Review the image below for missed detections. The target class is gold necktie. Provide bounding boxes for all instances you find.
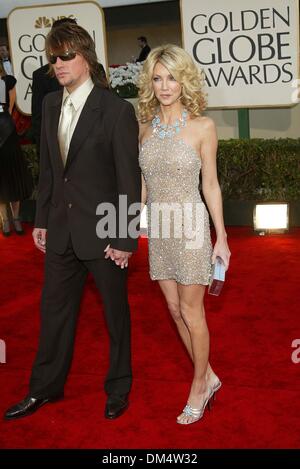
[58,95,74,165]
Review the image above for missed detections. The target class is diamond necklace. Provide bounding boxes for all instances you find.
[152,109,188,139]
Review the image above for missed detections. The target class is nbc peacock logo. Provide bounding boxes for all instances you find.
[35,16,52,28]
[34,15,77,29]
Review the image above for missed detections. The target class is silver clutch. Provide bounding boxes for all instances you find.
[208,257,226,296]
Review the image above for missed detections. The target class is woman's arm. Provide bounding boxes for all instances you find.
[200,117,231,269]
[138,122,149,207]
[141,174,147,206]
[8,86,16,114]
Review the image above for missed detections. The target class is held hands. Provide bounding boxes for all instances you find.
[32,228,47,253]
[212,236,231,271]
[104,244,132,269]
[32,232,132,266]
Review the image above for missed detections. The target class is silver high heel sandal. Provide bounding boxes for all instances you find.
[177,388,214,425]
[208,377,222,401]
[177,378,222,425]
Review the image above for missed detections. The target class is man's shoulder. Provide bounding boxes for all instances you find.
[32,64,50,79]
[43,89,63,107]
[96,86,134,113]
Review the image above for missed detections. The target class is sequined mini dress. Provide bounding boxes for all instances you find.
[139,132,212,285]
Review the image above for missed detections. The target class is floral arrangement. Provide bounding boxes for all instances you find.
[108,61,143,98]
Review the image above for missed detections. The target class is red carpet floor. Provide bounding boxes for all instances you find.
[0,225,300,449]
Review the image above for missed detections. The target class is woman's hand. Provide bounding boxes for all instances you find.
[32,228,47,253]
[104,244,132,268]
[212,236,231,271]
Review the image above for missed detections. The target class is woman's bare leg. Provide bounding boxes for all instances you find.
[0,203,8,222]
[10,201,20,218]
[176,283,210,424]
[158,279,193,359]
[158,280,219,423]
[0,203,10,235]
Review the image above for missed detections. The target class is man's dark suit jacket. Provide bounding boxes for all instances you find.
[136,45,151,62]
[35,84,141,258]
[31,64,61,146]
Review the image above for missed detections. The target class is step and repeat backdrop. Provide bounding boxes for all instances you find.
[7,1,107,115]
[181,0,299,108]
[5,0,300,113]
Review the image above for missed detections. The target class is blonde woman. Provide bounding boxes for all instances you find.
[0,62,32,236]
[138,45,231,425]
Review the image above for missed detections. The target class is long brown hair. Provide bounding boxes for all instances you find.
[45,22,108,88]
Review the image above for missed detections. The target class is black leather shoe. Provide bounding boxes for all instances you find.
[4,394,63,421]
[104,394,129,420]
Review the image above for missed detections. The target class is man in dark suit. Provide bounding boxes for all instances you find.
[136,36,151,62]
[31,63,60,149]
[0,42,13,75]
[4,23,141,421]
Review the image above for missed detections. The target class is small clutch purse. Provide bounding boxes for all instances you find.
[208,257,226,296]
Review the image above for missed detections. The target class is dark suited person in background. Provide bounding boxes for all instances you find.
[5,22,141,421]
[31,18,108,150]
[136,36,151,62]
[0,41,13,75]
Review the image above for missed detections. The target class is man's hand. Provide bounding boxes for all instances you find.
[32,228,47,253]
[104,245,132,268]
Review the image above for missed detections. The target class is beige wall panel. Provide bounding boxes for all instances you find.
[106,24,181,65]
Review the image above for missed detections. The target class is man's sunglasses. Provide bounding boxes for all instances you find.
[49,50,77,64]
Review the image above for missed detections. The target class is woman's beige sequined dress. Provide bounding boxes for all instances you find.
[139,134,212,285]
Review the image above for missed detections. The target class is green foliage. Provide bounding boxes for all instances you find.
[113,83,138,98]
[22,144,39,199]
[217,139,300,201]
[22,139,300,201]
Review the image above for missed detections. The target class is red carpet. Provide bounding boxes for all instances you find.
[0,226,300,449]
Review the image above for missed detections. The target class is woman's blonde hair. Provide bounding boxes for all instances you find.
[137,44,207,123]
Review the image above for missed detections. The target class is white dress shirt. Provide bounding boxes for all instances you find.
[58,77,94,156]
[2,59,13,76]
[0,79,6,105]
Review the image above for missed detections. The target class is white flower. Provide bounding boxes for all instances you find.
[109,62,143,89]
